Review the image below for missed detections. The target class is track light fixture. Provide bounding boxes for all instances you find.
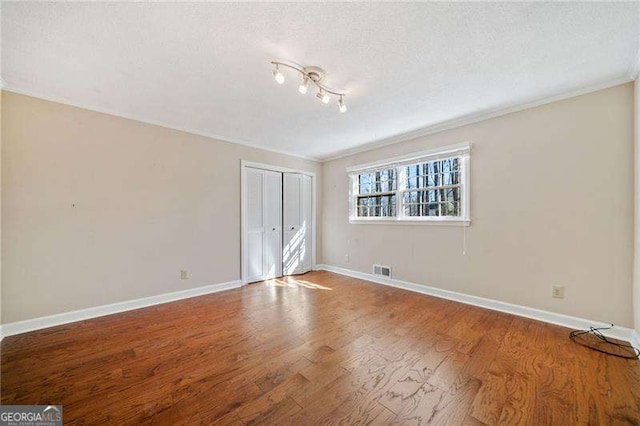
[317,89,330,104]
[271,60,347,112]
[298,75,309,94]
[339,96,347,113]
[272,64,285,84]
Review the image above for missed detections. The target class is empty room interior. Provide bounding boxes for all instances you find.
[2,1,640,424]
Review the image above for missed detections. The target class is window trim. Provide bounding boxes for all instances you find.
[347,142,471,226]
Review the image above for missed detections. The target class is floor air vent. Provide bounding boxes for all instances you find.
[373,264,392,278]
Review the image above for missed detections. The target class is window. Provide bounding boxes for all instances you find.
[355,168,397,217]
[403,157,461,217]
[348,143,470,224]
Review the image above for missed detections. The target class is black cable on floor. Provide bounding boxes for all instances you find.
[569,325,640,360]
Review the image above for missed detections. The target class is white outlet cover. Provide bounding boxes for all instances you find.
[552,286,565,299]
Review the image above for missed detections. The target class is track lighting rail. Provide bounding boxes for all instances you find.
[271,60,347,112]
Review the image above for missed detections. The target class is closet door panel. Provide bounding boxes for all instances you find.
[264,170,282,279]
[283,173,312,276]
[300,174,313,272]
[283,174,302,275]
[245,168,265,282]
[247,233,264,280]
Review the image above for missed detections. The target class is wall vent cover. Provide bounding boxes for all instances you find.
[373,264,392,278]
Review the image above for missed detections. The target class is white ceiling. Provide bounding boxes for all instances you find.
[3,2,639,160]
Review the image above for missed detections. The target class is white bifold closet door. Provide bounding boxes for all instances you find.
[244,168,282,283]
[283,173,312,276]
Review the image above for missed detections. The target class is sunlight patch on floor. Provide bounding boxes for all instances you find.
[267,277,332,290]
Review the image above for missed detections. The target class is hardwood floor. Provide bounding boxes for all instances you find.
[2,271,640,425]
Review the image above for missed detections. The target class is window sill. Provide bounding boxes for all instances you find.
[349,217,470,227]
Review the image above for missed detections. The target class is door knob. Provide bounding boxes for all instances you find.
[272,227,276,231]
[290,226,295,230]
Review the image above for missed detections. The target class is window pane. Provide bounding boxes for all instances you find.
[359,173,372,194]
[407,176,417,189]
[442,188,460,202]
[404,157,460,190]
[402,188,461,217]
[356,194,397,217]
[400,155,462,218]
[357,168,396,195]
[442,201,460,216]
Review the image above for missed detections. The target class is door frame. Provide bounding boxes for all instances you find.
[240,160,317,285]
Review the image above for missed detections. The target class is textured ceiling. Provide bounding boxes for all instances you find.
[2,2,639,160]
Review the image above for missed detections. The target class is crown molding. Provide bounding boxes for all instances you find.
[320,75,633,162]
[3,75,633,164]
[630,48,640,80]
[1,85,322,163]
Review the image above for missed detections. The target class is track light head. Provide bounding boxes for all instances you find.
[272,65,285,84]
[298,76,309,94]
[317,90,330,104]
[339,96,347,113]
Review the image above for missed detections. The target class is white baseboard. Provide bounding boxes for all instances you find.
[316,264,637,344]
[1,280,242,339]
[631,331,640,349]
[3,269,637,348]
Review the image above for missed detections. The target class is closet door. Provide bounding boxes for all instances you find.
[263,170,283,279]
[283,173,312,275]
[300,174,313,272]
[244,168,282,283]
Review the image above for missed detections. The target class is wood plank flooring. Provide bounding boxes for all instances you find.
[2,271,640,424]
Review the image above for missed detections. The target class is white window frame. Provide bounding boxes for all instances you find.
[347,142,471,226]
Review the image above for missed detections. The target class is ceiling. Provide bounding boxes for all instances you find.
[2,2,639,160]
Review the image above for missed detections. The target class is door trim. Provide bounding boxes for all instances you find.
[241,160,317,285]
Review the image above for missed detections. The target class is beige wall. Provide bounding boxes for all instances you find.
[322,83,635,327]
[635,79,640,336]
[0,89,3,326]
[1,92,322,323]
[2,84,635,328]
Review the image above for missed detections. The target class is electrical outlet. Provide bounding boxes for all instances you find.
[552,285,565,299]
[345,254,350,263]
[180,270,189,280]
